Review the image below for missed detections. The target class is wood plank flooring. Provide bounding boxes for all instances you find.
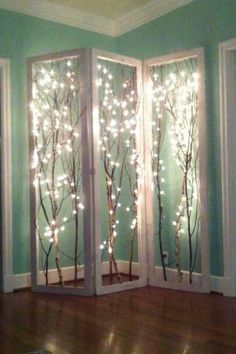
[0,287,236,354]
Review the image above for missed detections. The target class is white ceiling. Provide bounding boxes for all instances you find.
[0,0,193,36]
[47,0,151,20]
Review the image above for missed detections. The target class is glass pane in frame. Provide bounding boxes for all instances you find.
[94,53,146,293]
[30,54,87,290]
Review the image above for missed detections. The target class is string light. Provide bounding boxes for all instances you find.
[32,53,85,288]
[150,59,200,282]
[33,55,202,284]
[97,59,143,266]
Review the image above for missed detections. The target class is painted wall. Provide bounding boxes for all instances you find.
[1,0,236,277]
[117,0,236,276]
[0,9,116,274]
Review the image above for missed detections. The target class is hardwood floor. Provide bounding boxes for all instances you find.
[0,287,236,354]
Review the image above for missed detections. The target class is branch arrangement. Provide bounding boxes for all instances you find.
[150,59,200,283]
[98,61,142,284]
[30,54,200,289]
[31,57,84,286]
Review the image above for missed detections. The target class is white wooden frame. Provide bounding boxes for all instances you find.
[0,59,13,293]
[143,48,210,292]
[220,37,236,296]
[92,50,148,295]
[28,49,94,295]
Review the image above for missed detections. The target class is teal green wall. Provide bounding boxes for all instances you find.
[1,0,236,276]
[0,9,116,274]
[117,0,236,276]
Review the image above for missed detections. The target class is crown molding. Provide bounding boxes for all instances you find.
[116,0,193,36]
[0,0,116,36]
[0,0,193,37]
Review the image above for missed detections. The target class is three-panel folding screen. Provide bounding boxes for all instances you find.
[28,48,209,295]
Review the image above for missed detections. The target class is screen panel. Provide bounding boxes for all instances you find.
[29,53,89,293]
[93,52,147,294]
[144,50,208,291]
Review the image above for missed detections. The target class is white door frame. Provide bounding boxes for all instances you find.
[220,37,236,296]
[0,58,13,293]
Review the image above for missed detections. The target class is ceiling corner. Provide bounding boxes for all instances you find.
[0,0,194,37]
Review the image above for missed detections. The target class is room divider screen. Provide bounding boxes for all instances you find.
[28,48,208,295]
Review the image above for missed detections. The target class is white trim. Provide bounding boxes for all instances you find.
[152,267,203,292]
[153,268,226,294]
[11,268,227,295]
[0,0,115,37]
[0,58,13,293]
[0,0,193,37]
[12,261,139,290]
[12,267,82,289]
[117,0,193,36]
[143,48,210,293]
[12,273,31,289]
[210,275,228,295]
[79,48,96,295]
[219,37,236,296]
[143,57,155,284]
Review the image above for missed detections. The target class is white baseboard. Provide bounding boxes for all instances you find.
[149,266,203,292]
[210,275,231,295]
[11,260,139,290]
[154,266,202,284]
[118,260,139,277]
[10,262,229,296]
